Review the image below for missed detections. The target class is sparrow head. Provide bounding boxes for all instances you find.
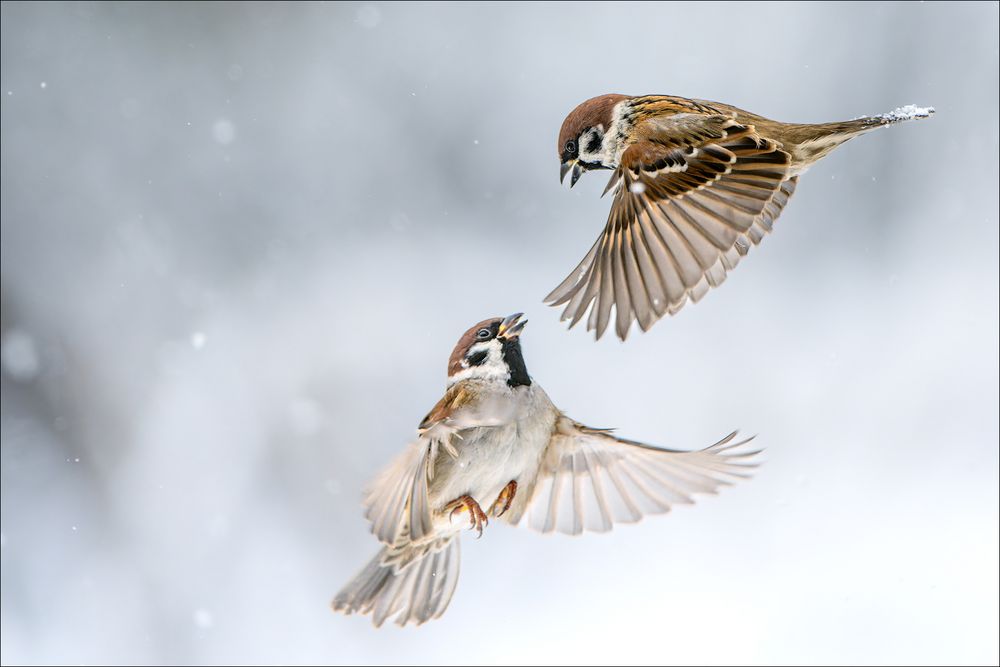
[558,93,628,187]
[447,313,530,388]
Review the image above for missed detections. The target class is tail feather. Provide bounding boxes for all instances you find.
[788,104,935,167]
[331,538,460,627]
[844,104,936,131]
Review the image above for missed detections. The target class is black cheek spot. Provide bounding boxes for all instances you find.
[586,134,602,153]
[466,350,488,366]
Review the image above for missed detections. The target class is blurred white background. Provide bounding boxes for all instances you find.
[1,2,998,665]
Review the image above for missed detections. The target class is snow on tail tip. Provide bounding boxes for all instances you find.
[876,104,935,123]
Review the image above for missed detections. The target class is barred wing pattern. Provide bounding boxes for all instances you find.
[546,113,799,340]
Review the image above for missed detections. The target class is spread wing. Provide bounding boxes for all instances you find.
[362,440,431,546]
[363,382,514,547]
[505,416,760,535]
[546,111,798,340]
[362,385,471,547]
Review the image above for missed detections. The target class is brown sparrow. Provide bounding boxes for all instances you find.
[549,94,935,340]
[331,313,759,626]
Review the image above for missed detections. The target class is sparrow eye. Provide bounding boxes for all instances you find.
[476,328,491,340]
[565,140,576,154]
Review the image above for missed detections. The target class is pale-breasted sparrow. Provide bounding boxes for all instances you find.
[550,94,935,340]
[332,313,759,626]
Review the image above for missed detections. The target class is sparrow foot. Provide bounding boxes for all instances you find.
[489,480,518,518]
[445,494,489,538]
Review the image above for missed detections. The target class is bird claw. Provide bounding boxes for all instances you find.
[445,494,488,538]
[489,480,518,518]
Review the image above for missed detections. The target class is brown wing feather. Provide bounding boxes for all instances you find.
[418,383,474,431]
[546,114,799,340]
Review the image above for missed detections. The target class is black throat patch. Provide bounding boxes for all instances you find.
[501,339,531,388]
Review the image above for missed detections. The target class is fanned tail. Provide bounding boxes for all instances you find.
[331,538,460,627]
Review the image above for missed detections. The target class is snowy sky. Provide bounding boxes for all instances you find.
[1,2,998,665]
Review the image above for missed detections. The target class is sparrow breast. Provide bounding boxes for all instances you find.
[426,382,558,528]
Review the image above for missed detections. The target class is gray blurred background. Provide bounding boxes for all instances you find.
[1,2,998,665]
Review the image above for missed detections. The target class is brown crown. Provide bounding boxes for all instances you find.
[447,317,502,377]
[557,94,629,157]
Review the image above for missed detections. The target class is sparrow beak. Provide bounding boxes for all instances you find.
[560,160,584,188]
[560,161,573,184]
[498,312,527,340]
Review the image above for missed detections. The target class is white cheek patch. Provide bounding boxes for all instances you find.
[450,339,509,385]
[603,101,631,168]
